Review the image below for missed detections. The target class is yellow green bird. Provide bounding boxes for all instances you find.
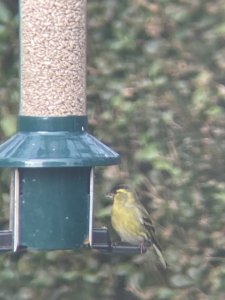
[108,184,167,269]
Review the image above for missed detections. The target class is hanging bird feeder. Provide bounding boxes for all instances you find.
[0,0,146,254]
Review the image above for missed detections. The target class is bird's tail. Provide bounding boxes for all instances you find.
[152,243,167,269]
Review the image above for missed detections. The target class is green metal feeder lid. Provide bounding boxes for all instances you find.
[0,116,120,168]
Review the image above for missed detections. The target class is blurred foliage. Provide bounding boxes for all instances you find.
[0,0,225,299]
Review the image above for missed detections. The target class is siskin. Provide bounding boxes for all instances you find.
[108,184,167,269]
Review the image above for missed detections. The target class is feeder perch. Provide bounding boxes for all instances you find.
[92,228,148,254]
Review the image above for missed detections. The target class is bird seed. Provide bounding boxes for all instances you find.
[20,0,87,116]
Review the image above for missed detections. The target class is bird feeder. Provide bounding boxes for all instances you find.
[0,0,146,254]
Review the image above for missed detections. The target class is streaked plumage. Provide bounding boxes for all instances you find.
[109,184,167,269]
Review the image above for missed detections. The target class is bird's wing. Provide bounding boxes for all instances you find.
[136,202,155,231]
[129,196,167,268]
[131,193,167,268]
[134,202,163,250]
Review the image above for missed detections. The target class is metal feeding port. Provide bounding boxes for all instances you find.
[92,228,149,254]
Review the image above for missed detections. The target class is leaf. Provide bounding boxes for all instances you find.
[0,115,16,137]
[170,274,193,288]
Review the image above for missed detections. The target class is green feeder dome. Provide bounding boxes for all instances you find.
[0,116,120,167]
